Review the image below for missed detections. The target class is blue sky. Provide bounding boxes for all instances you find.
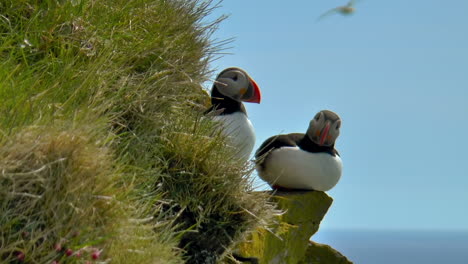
[205,0,468,231]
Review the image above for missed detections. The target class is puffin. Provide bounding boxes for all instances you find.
[255,110,342,191]
[206,67,261,159]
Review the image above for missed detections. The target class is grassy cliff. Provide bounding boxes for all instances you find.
[0,1,274,263]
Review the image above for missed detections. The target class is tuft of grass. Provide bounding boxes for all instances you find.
[154,109,275,263]
[0,126,113,262]
[0,125,183,263]
[0,0,275,263]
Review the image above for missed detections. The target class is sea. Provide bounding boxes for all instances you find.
[312,229,468,264]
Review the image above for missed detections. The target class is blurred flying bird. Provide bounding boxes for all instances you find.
[317,0,359,21]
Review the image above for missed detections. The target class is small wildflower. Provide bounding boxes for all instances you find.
[23,39,32,47]
[65,248,73,256]
[16,252,25,262]
[54,243,62,252]
[91,249,101,260]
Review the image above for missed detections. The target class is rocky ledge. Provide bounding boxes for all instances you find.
[233,191,353,264]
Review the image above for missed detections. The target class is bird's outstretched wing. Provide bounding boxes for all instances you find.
[316,0,360,22]
[316,7,342,22]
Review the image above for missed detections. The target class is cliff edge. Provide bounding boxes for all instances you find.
[233,191,353,264]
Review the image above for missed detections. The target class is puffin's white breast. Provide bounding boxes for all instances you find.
[212,112,256,160]
[258,147,342,191]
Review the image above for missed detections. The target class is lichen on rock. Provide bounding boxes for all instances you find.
[232,191,353,264]
[300,241,353,264]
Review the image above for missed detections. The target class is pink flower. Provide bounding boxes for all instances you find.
[16,252,25,262]
[65,248,73,256]
[91,250,101,260]
[54,243,62,252]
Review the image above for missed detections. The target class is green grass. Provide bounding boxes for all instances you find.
[0,0,274,263]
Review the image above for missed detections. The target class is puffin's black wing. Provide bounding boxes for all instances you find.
[255,133,304,168]
[255,133,340,169]
[207,86,247,116]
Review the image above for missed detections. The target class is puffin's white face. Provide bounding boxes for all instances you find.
[307,110,341,147]
[214,67,261,103]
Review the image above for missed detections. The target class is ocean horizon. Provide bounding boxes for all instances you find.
[312,229,468,264]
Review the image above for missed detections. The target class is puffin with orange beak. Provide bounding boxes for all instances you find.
[255,110,342,191]
[206,67,261,160]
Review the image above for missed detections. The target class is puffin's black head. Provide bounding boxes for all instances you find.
[307,110,341,147]
[212,67,261,103]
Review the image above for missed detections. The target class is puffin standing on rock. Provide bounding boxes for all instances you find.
[255,110,342,191]
[206,67,261,159]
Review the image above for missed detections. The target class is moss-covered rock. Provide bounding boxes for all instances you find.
[233,191,352,264]
[300,241,353,264]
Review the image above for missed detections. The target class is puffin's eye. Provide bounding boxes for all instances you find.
[232,74,238,81]
[336,121,341,129]
[315,114,320,121]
